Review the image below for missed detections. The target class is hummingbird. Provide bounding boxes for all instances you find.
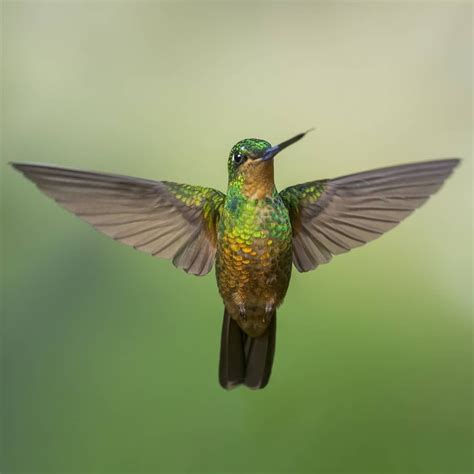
[11,131,460,390]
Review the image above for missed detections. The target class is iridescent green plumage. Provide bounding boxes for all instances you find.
[11,131,460,390]
[280,181,327,216]
[216,138,293,339]
[216,188,292,337]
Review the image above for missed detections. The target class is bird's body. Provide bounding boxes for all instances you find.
[216,175,292,337]
[10,131,460,390]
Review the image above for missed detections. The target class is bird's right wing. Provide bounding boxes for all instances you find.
[280,159,460,272]
[11,162,225,276]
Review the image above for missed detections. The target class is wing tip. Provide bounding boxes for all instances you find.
[9,161,24,172]
[9,161,65,177]
[439,157,462,169]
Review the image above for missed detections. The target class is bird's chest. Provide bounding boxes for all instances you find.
[216,195,292,306]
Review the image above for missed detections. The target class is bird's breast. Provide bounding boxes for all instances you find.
[215,195,293,334]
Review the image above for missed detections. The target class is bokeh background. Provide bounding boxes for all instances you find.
[1,2,472,473]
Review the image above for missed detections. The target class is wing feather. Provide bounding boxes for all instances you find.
[280,158,460,272]
[11,162,225,275]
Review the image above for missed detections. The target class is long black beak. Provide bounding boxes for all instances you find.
[261,128,314,161]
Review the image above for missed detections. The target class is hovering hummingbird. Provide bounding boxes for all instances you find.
[11,131,459,390]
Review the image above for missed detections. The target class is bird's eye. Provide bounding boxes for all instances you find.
[233,153,246,165]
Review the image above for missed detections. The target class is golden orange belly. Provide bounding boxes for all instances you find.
[216,235,292,336]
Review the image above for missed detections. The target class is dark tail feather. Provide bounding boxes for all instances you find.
[244,312,276,390]
[218,309,276,390]
[219,308,245,389]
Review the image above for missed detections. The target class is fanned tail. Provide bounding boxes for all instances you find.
[218,308,276,390]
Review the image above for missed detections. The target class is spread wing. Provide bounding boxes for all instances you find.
[11,162,225,276]
[280,158,460,272]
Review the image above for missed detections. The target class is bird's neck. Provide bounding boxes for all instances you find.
[228,162,275,200]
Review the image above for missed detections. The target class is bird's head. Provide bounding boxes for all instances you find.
[227,130,313,199]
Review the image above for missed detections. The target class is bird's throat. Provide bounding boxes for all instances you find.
[241,160,275,200]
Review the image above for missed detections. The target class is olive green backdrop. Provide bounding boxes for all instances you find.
[1,2,472,473]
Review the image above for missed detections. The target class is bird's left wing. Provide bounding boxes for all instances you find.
[280,158,460,272]
[11,162,225,276]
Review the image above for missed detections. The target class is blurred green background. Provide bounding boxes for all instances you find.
[1,2,472,473]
